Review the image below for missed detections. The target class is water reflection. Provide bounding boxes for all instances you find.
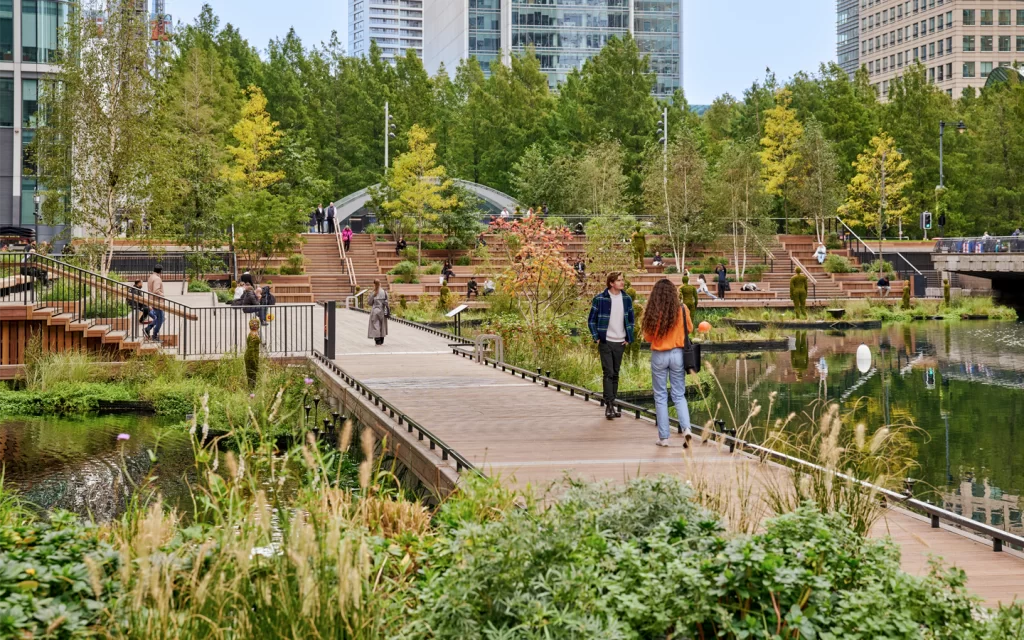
[703,321,1024,535]
[0,415,195,521]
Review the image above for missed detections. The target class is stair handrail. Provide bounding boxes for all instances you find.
[788,253,818,285]
[334,220,356,290]
[835,216,922,279]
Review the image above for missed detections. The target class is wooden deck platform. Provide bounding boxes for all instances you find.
[328,309,1024,608]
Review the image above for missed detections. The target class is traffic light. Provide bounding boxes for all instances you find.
[937,213,946,228]
[921,211,933,230]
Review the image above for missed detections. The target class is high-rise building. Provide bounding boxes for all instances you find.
[424,0,683,98]
[836,0,860,77]
[855,0,1024,100]
[349,0,423,62]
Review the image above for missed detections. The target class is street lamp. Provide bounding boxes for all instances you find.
[937,120,965,241]
[32,189,41,247]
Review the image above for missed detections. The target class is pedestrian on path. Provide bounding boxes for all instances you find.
[642,278,694,448]
[368,279,389,346]
[587,271,634,420]
[326,202,336,234]
[147,265,165,343]
[342,226,353,252]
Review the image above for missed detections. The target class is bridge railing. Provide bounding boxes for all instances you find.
[934,236,1024,254]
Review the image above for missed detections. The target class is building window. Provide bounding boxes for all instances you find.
[913,46,919,60]
[963,61,975,77]
[937,40,943,56]
[0,1,11,61]
[1017,36,1024,53]
[946,63,952,79]
[981,9,993,26]
[22,1,65,64]
[937,65,943,81]
[963,35,975,51]
[22,78,36,128]
[963,9,975,26]
[1018,10,1024,27]
[999,36,1011,52]
[981,35,993,52]
[999,9,1011,26]
[981,61,992,78]
[929,42,935,58]
[898,52,903,66]
[928,16,934,33]
[929,66,935,82]
[0,77,12,127]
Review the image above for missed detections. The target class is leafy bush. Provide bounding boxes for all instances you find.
[0,511,121,639]
[388,261,420,284]
[188,280,212,293]
[664,265,678,274]
[280,254,305,275]
[862,259,894,276]
[454,255,472,266]
[215,288,234,304]
[0,382,134,415]
[826,232,842,249]
[823,254,855,273]
[40,280,88,302]
[422,262,442,275]
[401,246,419,262]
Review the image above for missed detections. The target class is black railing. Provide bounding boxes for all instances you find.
[0,252,314,359]
[934,236,1024,254]
[311,351,476,474]
[836,216,921,282]
[51,251,235,285]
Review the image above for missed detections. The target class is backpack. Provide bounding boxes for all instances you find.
[262,288,277,306]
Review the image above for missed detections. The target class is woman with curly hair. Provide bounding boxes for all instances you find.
[642,278,694,447]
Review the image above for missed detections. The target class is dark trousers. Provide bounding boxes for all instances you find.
[316,219,324,233]
[717,283,726,299]
[344,239,351,251]
[327,218,335,234]
[598,341,625,406]
[374,337,384,345]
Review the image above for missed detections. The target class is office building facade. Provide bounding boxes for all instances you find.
[349,0,423,62]
[837,0,860,77]
[424,0,683,98]
[857,0,1024,100]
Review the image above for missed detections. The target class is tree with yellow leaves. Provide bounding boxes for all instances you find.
[839,132,913,274]
[225,85,285,190]
[381,124,458,265]
[759,89,803,225]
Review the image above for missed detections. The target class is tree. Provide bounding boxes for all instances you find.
[759,89,804,220]
[510,143,579,215]
[576,141,628,216]
[435,184,483,253]
[224,86,286,190]
[34,0,158,276]
[380,124,458,264]
[642,132,712,271]
[490,216,577,342]
[792,119,842,243]
[218,190,306,280]
[840,133,913,272]
[584,215,636,285]
[711,140,771,281]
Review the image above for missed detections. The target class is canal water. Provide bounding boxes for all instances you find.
[700,321,1024,535]
[0,414,197,521]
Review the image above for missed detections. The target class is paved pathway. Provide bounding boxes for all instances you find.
[332,309,1023,608]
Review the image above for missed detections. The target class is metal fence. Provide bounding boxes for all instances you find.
[934,236,1024,254]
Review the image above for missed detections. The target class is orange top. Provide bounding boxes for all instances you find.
[645,307,694,351]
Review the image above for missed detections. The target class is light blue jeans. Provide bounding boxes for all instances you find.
[651,348,692,440]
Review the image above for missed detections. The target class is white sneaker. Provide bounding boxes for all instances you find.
[656,439,670,447]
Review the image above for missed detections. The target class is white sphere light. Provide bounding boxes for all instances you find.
[856,344,872,374]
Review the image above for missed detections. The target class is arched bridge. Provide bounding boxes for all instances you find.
[331,180,519,226]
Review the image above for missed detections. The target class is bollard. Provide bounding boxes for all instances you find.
[903,478,918,498]
[930,514,940,529]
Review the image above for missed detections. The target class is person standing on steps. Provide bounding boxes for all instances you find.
[342,226,353,252]
[587,272,635,420]
[367,279,389,346]
[314,204,325,234]
[147,265,165,343]
[326,202,336,234]
[642,278,694,448]
[715,263,728,300]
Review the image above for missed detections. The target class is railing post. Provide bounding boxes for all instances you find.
[324,301,336,359]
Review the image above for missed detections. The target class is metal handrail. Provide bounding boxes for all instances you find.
[447,345,1024,553]
[345,289,368,309]
[334,219,357,290]
[836,216,922,278]
[934,236,1024,254]
[311,351,476,474]
[788,253,818,286]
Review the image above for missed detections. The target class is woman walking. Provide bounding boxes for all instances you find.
[367,279,389,346]
[641,278,694,448]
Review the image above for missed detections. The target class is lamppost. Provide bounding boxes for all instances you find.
[32,188,41,247]
[937,120,966,235]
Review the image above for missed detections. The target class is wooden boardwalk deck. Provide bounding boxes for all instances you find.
[330,309,1023,608]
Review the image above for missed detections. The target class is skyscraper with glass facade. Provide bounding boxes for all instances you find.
[349,0,423,63]
[836,0,860,77]
[424,0,682,98]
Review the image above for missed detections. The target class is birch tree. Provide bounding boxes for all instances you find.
[712,140,770,281]
[35,0,158,276]
[792,119,842,243]
[643,131,712,271]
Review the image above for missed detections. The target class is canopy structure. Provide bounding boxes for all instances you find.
[332,180,519,228]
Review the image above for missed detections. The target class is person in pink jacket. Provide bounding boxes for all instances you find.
[342,226,353,252]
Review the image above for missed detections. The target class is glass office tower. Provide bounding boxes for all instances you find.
[350,0,423,62]
[425,0,683,98]
[836,0,860,78]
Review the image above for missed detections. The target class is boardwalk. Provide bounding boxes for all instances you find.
[330,309,1023,608]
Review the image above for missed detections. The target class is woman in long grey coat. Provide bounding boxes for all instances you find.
[367,279,389,345]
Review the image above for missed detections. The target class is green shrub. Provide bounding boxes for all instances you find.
[280,254,305,275]
[664,265,678,274]
[422,262,442,275]
[388,261,420,284]
[823,254,855,274]
[826,231,842,249]
[454,255,472,266]
[401,246,420,262]
[188,280,212,293]
[544,216,568,229]
[82,299,129,320]
[215,288,234,304]
[862,259,894,276]
[40,280,88,302]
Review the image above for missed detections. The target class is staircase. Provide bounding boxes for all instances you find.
[348,234,387,292]
[299,233,352,302]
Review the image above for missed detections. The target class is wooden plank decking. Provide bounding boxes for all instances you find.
[330,309,1024,608]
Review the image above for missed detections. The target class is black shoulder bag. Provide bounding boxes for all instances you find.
[682,305,701,374]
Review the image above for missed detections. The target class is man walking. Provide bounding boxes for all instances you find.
[326,202,336,234]
[147,264,165,343]
[588,272,634,420]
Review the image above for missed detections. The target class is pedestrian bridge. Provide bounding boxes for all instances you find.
[933,237,1024,305]
[331,180,519,226]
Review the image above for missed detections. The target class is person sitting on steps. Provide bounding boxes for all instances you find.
[466,277,479,298]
